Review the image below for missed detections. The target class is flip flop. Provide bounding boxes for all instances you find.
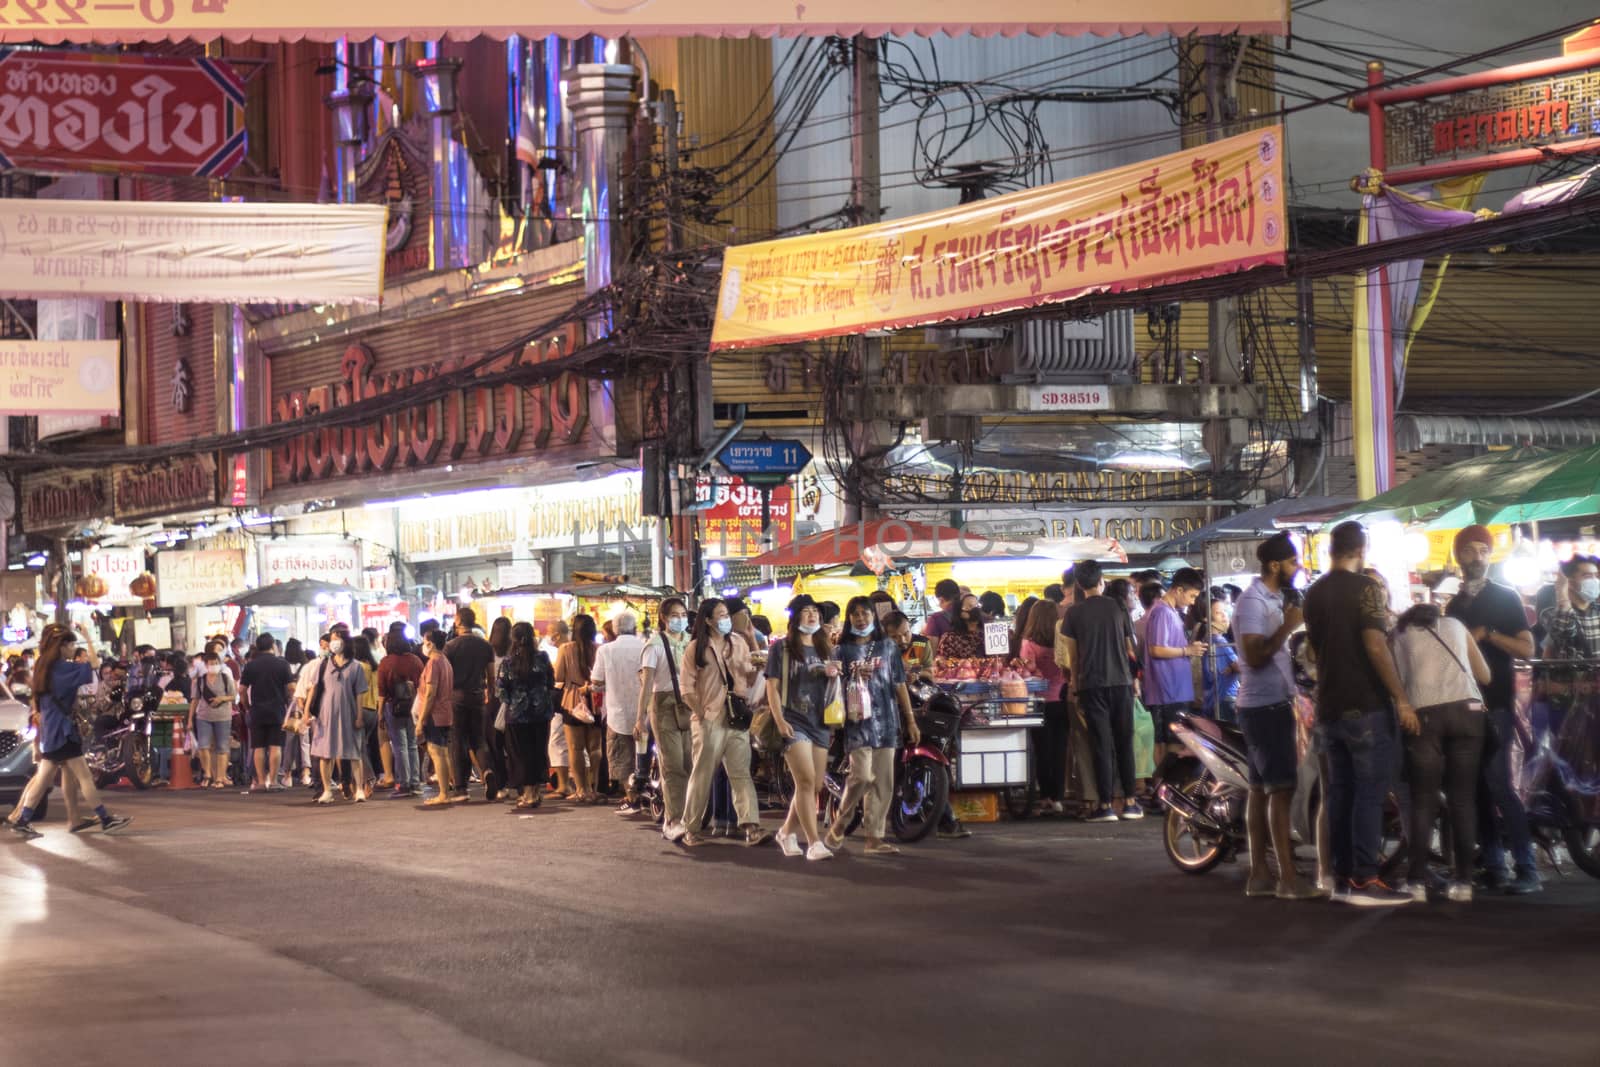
[865,842,902,856]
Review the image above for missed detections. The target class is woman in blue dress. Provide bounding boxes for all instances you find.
[5,623,131,838]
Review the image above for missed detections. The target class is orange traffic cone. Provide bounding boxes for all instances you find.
[168,723,197,790]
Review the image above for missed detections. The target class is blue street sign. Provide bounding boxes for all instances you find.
[717,438,813,478]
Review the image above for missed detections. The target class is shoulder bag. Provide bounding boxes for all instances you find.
[306,659,330,720]
[714,642,754,731]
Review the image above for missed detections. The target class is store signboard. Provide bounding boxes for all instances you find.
[0,340,120,416]
[0,50,246,177]
[696,477,794,559]
[19,467,110,531]
[397,473,645,562]
[82,547,145,605]
[112,454,217,521]
[0,2,1288,45]
[1385,68,1599,170]
[0,199,386,306]
[156,548,244,607]
[712,127,1285,350]
[260,541,362,587]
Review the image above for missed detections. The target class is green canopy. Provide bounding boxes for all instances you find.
[1336,448,1550,526]
[1338,443,1600,529]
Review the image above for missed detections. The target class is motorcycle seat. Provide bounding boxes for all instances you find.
[1184,714,1245,748]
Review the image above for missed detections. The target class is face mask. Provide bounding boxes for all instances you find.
[798,622,821,635]
[667,617,688,635]
[1581,578,1600,602]
[329,640,345,655]
[715,617,733,636]
[206,665,221,676]
[851,624,875,637]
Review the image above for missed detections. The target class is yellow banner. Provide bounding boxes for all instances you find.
[0,200,386,306]
[711,127,1287,350]
[0,2,1288,44]
[0,340,119,417]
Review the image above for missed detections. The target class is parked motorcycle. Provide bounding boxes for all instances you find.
[76,681,155,791]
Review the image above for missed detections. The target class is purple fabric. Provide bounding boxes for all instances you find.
[1141,601,1192,706]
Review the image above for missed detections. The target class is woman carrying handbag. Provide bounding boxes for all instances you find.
[1390,603,1493,903]
[679,598,770,848]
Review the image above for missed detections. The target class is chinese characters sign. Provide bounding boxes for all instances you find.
[0,50,245,177]
[1384,71,1600,169]
[0,339,119,416]
[0,2,1288,45]
[711,127,1285,350]
[0,199,386,305]
[696,477,794,559]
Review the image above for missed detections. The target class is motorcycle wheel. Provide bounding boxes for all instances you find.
[1561,823,1600,878]
[123,734,154,790]
[1164,775,1225,874]
[891,758,948,844]
[822,779,864,839]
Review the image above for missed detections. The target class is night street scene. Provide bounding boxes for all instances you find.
[3,2,1600,1065]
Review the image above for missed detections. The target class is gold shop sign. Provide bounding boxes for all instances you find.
[398,475,645,562]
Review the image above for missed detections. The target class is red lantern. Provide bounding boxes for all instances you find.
[77,574,109,601]
[129,572,156,599]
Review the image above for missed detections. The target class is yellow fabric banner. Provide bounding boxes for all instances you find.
[0,2,1288,44]
[0,340,120,417]
[711,127,1287,351]
[0,199,386,306]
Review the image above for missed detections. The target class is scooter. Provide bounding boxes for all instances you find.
[78,682,156,790]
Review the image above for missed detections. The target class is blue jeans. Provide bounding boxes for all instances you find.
[386,709,421,790]
[1318,708,1397,882]
[1478,703,1536,872]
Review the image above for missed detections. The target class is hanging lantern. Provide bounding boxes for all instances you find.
[142,597,158,612]
[77,574,109,600]
[129,572,156,599]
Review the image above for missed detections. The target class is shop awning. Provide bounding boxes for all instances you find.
[1338,444,1600,529]
[1152,496,1351,555]
[749,521,967,569]
[2,1,1288,45]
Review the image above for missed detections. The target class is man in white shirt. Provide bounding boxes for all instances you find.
[591,611,647,814]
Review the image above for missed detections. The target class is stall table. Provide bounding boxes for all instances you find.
[939,681,1047,817]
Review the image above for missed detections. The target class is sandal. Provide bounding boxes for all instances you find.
[824,830,845,851]
[865,842,902,856]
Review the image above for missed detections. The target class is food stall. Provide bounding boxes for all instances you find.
[933,637,1052,818]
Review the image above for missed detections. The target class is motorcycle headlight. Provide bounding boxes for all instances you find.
[129,696,144,713]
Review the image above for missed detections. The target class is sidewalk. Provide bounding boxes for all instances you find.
[0,864,542,1067]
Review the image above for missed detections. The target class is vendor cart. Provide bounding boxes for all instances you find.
[941,680,1047,818]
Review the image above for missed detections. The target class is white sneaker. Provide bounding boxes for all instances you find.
[662,821,688,843]
[805,841,834,862]
[1446,881,1473,903]
[777,833,802,858]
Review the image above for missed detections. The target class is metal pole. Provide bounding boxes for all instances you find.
[660,89,681,253]
[760,486,775,587]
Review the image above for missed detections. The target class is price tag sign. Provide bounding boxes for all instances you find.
[983,621,1011,657]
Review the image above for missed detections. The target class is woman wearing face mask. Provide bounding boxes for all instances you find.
[827,596,918,855]
[764,596,840,860]
[306,631,369,804]
[5,623,131,838]
[679,599,770,847]
[639,598,693,840]
[188,651,237,789]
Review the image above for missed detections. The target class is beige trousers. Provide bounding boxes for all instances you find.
[835,746,896,840]
[682,714,759,832]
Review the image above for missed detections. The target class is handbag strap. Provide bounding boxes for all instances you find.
[660,634,684,703]
[1422,623,1471,677]
[779,644,789,711]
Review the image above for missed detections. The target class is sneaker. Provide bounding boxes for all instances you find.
[805,841,835,862]
[1446,881,1474,903]
[616,800,642,816]
[1406,882,1429,903]
[1507,867,1543,896]
[1343,878,1413,908]
[1276,881,1329,901]
[1245,874,1275,898]
[1328,881,1351,905]
[743,825,772,847]
[1119,803,1144,821]
[389,787,411,800]
[937,823,973,840]
[1040,799,1065,816]
[68,818,99,834]
[483,770,500,802]
[777,833,803,857]
[6,820,41,839]
[1086,806,1118,824]
[662,822,688,844]
[100,815,133,835]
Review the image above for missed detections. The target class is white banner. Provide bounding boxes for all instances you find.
[0,199,386,306]
[157,548,245,607]
[260,541,362,587]
[0,340,119,416]
[82,547,144,606]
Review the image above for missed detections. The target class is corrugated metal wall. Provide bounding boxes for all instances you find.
[774,34,1180,230]
[133,178,217,448]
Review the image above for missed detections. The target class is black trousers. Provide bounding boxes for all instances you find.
[484,697,509,784]
[506,718,552,792]
[1078,685,1136,805]
[1032,698,1070,803]
[1405,700,1485,883]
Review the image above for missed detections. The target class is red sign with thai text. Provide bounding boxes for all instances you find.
[0,49,245,177]
[697,477,794,559]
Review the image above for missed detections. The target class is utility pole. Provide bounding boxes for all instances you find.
[845,34,882,524]
[1199,35,1247,501]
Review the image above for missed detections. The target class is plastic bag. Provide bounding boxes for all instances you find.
[822,680,845,727]
[845,676,871,723]
[1132,697,1155,779]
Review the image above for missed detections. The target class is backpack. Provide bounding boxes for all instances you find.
[390,662,418,717]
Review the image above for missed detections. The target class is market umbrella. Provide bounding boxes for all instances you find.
[1335,447,1551,526]
[206,577,363,607]
[1457,442,1600,525]
[1152,495,1350,555]
[746,520,966,568]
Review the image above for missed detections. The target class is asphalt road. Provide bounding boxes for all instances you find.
[5,785,1599,1067]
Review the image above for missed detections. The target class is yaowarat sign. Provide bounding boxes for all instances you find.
[0,198,385,305]
[712,127,1286,349]
[268,324,588,488]
[0,2,1287,44]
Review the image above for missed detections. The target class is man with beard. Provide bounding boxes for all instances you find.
[1445,524,1540,895]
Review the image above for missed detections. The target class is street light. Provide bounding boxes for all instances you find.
[325,84,375,146]
[414,56,462,117]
